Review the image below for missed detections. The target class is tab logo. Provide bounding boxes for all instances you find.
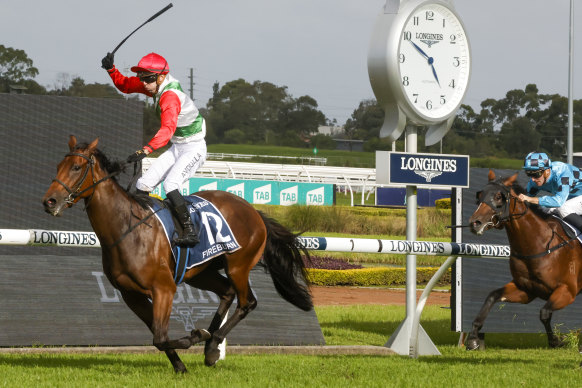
[253,184,271,204]
[280,186,298,206]
[306,187,325,205]
[199,181,218,191]
[227,182,244,198]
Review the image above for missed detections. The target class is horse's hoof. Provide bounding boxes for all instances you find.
[466,338,480,351]
[204,341,221,367]
[204,349,220,367]
[174,365,188,374]
[191,329,212,344]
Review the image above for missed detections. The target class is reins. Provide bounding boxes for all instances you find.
[511,229,578,260]
[54,151,157,248]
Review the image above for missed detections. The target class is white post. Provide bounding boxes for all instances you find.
[384,125,440,356]
[567,0,574,164]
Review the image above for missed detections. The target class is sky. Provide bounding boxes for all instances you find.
[2,0,581,125]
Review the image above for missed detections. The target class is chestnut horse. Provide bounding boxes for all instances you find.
[42,136,312,372]
[467,169,582,350]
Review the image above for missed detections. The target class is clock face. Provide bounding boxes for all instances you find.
[398,3,470,122]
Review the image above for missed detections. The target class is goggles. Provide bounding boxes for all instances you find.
[138,73,158,84]
[525,170,545,179]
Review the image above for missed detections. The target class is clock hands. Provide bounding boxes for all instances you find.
[409,40,441,87]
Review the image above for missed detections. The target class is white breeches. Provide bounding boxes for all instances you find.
[549,196,582,218]
[136,139,207,194]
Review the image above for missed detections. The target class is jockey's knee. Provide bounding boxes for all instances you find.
[136,180,154,192]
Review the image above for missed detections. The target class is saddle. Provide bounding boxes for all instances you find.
[555,216,582,242]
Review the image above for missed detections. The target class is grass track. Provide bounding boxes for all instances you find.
[1,306,580,387]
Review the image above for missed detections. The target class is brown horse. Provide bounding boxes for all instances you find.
[42,136,312,372]
[467,169,582,350]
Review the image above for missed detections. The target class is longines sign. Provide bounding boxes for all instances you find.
[376,151,469,188]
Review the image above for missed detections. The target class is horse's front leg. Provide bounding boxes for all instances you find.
[466,282,533,351]
[120,289,188,374]
[150,284,211,351]
[540,284,576,348]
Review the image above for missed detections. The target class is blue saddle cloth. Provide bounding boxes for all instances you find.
[150,195,241,283]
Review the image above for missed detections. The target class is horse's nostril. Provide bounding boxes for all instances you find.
[45,198,56,208]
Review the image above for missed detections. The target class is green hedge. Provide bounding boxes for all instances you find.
[306,267,451,287]
[435,198,451,209]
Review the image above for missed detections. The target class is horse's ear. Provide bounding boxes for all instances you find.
[68,135,77,151]
[88,137,99,152]
[504,173,518,186]
[488,169,496,181]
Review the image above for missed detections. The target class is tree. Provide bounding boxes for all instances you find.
[205,78,327,145]
[498,117,542,157]
[344,99,384,140]
[0,45,39,83]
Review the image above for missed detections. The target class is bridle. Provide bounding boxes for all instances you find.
[52,151,120,206]
[476,181,528,228]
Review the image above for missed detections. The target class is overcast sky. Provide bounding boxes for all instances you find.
[2,1,580,125]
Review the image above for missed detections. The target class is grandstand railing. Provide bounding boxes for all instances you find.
[143,158,377,206]
[207,152,327,166]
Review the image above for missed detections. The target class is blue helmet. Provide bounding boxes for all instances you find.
[523,152,552,171]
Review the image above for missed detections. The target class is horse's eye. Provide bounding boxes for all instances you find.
[72,165,82,172]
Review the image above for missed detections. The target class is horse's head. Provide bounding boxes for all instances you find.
[42,135,102,216]
[469,169,519,235]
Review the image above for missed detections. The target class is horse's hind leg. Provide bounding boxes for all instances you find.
[204,283,258,367]
[186,266,238,364]
[540,284,576,348]
[120,290,187,373]
[466,282,532,351]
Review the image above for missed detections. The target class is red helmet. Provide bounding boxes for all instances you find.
[130,53,169,74]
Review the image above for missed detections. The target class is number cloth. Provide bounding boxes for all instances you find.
[152,195,241,283]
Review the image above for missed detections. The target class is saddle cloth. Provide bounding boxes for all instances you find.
[150,195,241,283]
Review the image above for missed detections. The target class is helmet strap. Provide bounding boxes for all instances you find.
[154,60,168,94]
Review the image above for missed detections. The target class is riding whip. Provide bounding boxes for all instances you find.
[110,3,173,55]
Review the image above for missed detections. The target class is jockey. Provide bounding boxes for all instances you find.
[518,151,582,231]
[101,52,205,247]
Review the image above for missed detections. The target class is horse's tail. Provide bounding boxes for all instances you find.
[258,211,313,311]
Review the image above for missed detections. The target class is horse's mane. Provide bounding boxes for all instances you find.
[74,143,153,209]
[74,143,124,177]
[494,175,552,220]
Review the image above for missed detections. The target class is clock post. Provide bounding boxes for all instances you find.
[368,0,471,356]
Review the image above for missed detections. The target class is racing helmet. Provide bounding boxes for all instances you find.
[523,152,551,171]
[130,52,169,74]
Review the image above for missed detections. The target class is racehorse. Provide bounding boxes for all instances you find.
[467,169,582,350]
[42,136,313,372]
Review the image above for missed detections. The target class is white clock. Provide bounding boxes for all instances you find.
[368,0,471,145]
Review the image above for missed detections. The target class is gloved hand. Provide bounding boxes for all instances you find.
[101,52,115,70]
[127,149,147,163]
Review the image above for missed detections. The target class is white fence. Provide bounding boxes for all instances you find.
[207,152,328,166]
[0,228,510,358]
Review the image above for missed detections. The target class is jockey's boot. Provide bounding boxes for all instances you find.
[564,213,582,234]
[166,189,200,246]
